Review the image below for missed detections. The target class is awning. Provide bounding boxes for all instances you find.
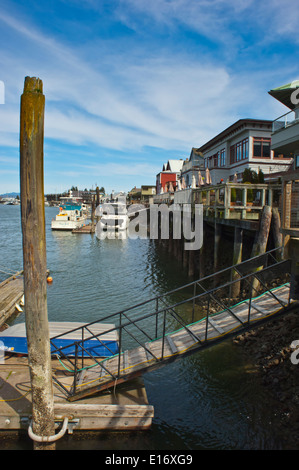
[268,80,299,110]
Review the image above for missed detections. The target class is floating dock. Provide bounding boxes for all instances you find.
[0,356,153,433]
[0,321,153,434]
[72,223,95,234]
[0,272,24,329]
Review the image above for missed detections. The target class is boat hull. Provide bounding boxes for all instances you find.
[0,322,119,357]
[51,219,86,230]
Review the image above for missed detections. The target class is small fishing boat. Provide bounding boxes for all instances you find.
[0,322,119,358]
[51,196,87,231]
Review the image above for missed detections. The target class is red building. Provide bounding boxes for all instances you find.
[156,160,184,194]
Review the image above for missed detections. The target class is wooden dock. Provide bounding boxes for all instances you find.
[72,223,94,234]
[67,283,294,401]
[0,356,153,432]
[0,272,24,329]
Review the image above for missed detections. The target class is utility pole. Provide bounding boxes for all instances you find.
[20,76,56,450]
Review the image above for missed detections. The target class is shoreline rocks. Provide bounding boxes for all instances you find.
[233,307,299,449]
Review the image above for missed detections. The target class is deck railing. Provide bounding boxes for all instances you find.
[170,183,281,220]
[51,247,292,399]
[272,110,298,133]
[193,183,281,220]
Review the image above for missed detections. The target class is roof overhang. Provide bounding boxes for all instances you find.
[268,81,299,110]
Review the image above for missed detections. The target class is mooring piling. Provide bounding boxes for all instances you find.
[20,76,56,450]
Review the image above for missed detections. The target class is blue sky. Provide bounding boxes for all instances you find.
[0,0,298,195]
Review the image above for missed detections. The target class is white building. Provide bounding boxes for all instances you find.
[196,118,292,184]
[180,148,205,187]
[269,80,299,169]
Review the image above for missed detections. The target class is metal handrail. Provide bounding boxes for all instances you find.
[51,246,284,343]
[51,247,291,398]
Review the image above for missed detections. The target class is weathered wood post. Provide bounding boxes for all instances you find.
[20,76,56,450]
[230,227,243,298]
[91,194,95,232]
[214,223,222,271]
[271,207,283,260]
[251,205,272,293]
[96,186,100,207]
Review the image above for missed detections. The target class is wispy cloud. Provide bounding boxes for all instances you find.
[0,0,298,193]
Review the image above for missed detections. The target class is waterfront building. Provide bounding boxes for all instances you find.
[141,185,156,204]
[269,80,299,172]
[179,148,205,187]
[128,186,141,203]
[156,159,184,194]
[195,118,292,184]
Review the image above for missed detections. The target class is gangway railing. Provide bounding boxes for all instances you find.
[50,247,294,400]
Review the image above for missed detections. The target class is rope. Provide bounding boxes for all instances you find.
[0,268,17,275]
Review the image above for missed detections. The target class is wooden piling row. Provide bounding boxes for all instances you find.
[154,204,282,290]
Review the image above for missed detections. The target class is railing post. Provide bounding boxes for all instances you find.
[247,276,254,323]
[261,188,266,207]
[192,283,196,323]
[81,327,84,369]
[225,184,231,219]
[161,310,166,359]
[73,343,78,396]
[155,298,159,338]
[242,186,247,219]
[118,312,122,378]
[205,296,210,341]
[206,189,210,216]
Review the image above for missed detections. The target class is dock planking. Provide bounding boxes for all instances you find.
[0,271,24,328]
[68,283,294,401]
[72,223,94,234]
[0,356,153,432]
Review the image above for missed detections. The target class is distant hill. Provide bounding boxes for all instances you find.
[0,192,20,198]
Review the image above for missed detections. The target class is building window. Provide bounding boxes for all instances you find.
[220,149,226,166]
[230,138,248,164]
[253,137,271,158]
[209,149,226,167]
[212,151,219,167]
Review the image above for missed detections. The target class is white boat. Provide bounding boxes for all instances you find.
[98,201,129,231]
[51,197,87,231]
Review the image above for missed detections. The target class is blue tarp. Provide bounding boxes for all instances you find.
[0,336,118,357]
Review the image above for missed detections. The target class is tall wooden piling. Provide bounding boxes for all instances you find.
[91,194,95,231]
[214,223,222,271]
[251,205,272,292]
[20,77,55,450]
[271,207,283,260]
[230,227,243,298]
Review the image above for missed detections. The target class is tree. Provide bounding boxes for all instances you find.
[257,169,265,183]
[242,168,258,183]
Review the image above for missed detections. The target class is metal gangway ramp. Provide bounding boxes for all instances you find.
[51,248,296,402]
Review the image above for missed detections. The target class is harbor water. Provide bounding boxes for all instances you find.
[0,204,287,450]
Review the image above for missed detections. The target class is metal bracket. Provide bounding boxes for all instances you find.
[66,418,80,434]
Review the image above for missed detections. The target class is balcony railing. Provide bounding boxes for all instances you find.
[272,109,299,133]
[169,183,281,221]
